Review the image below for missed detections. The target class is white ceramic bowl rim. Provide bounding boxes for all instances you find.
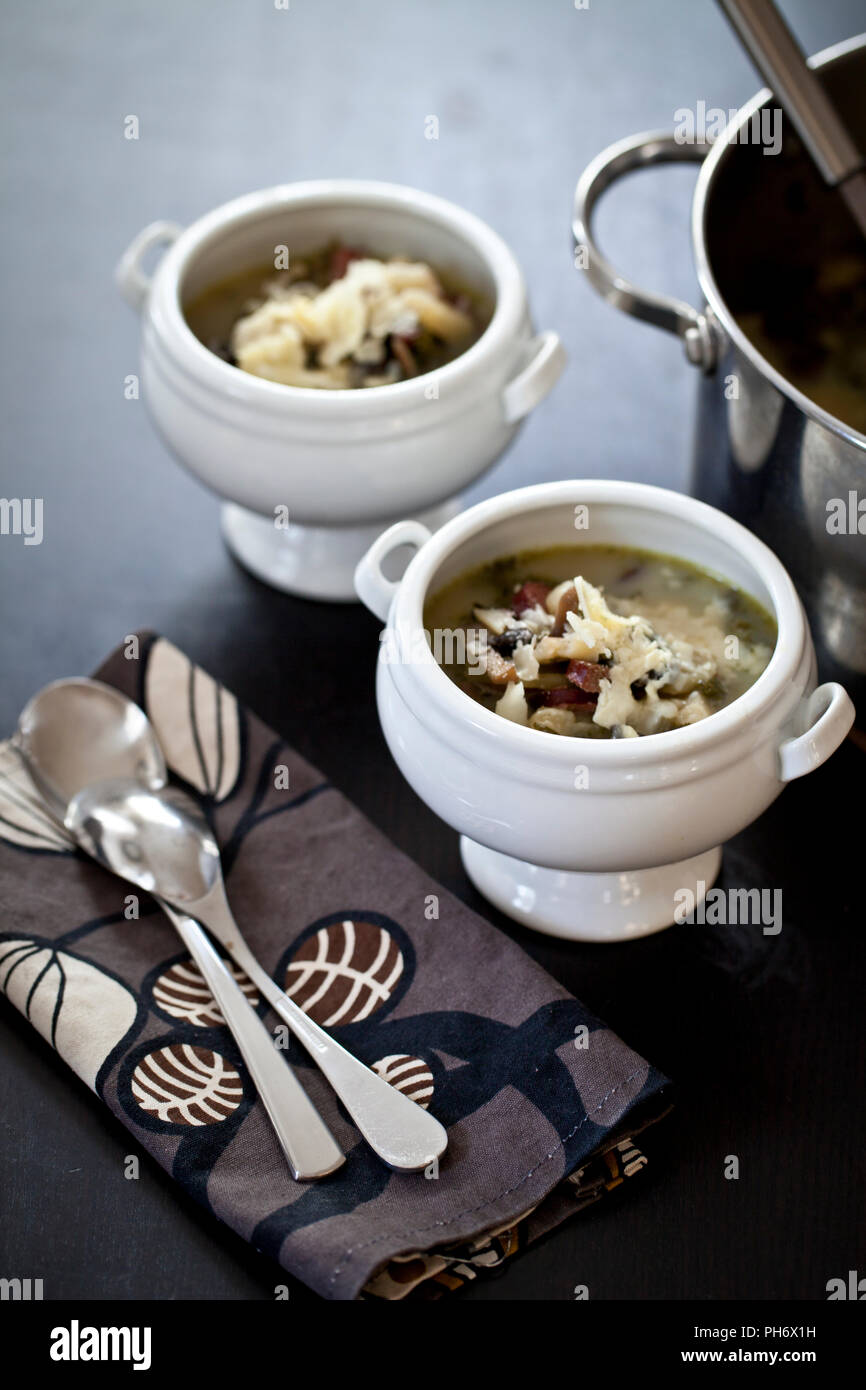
[389,480,806,765]
[152,179,527,412]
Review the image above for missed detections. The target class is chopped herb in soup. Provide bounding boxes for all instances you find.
[184,243,489,389]
[423,546,777,739]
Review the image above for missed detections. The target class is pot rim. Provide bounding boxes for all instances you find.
[691,32,866,455]
[387,479,806,767]
[147,179,527,417]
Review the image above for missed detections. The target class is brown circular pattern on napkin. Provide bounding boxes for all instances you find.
[153,958,259,1028]
[284,919,404,1027]
[130,1044,243,1125]
[372,1054,434,1109]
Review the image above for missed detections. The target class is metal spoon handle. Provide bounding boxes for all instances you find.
[159,901,345,1181]
[192,890,447,1172]
[716,0,864,185]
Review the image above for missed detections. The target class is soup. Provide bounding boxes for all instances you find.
[706,118,866,435]
[737,248,866,435]
[423,545,776,739]
[184,243,491,390]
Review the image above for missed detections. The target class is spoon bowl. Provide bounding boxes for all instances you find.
[15,678,166,813]
[67,778,221,905]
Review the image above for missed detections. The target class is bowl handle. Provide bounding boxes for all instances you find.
[501,331,567,424]
[115,220,183,311]
[778,682,855,782]
[572,130,721,372]
[354,520,433,622]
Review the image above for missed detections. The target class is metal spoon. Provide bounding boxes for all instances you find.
[717,0,866,239]
[14,679,344,1182]
[68,775,448,1173]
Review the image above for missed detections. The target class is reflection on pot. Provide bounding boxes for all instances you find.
[726,346,785,476]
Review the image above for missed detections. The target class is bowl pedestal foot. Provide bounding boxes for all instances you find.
[459,837,723,943]
[221,497,461,601]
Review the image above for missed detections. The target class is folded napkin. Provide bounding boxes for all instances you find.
[0,634,670,1300]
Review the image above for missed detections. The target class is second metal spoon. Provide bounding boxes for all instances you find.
[69,775,448,1172]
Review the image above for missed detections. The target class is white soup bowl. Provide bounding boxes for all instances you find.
[116,180,566,600]
[355,480,854,942]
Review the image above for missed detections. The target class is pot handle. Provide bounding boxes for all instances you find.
[354,520,433,622]
[778,682,855,782]
[572,130,720,372]
[115,220,183,311]
[501,330,567,424]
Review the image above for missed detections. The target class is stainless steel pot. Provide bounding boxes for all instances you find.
[573,34,866,716]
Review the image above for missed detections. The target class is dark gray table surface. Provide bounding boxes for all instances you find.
[1,0,863,1301]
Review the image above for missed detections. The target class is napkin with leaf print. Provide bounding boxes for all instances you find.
[0,633,671,1300]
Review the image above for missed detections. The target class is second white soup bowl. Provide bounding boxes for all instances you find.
[355,480,854,943]
[116,180,566,600]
